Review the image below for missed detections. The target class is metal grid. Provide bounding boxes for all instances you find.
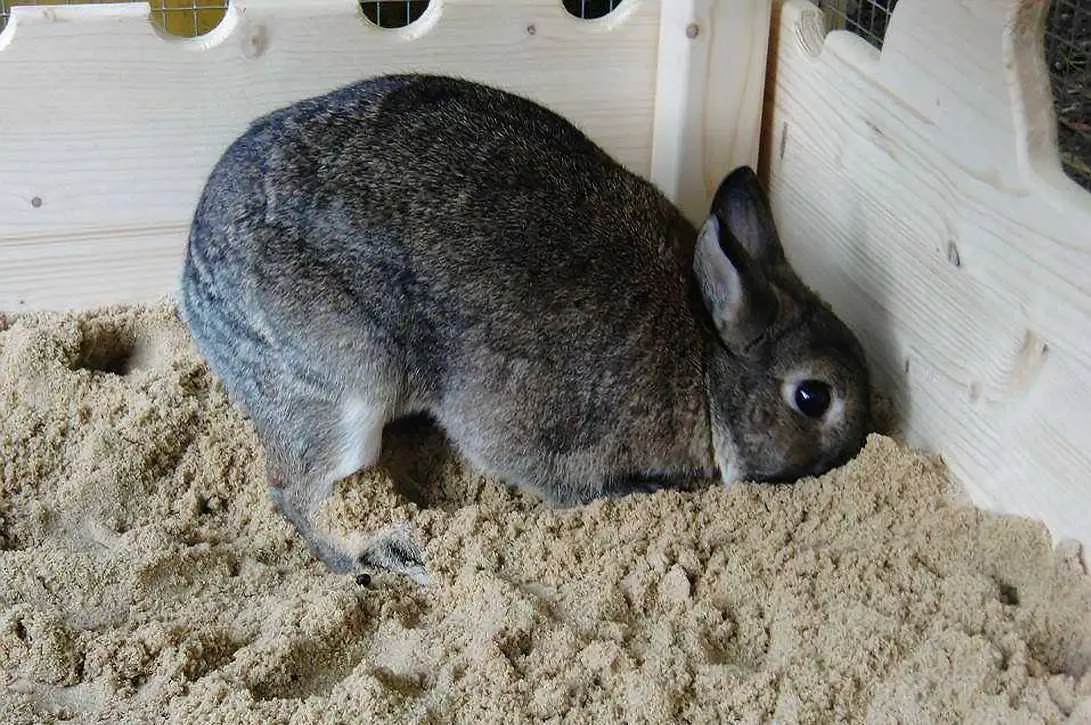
[818,0,894,48]
[561,0,624,19]
[1046,0,1091,189]
[819,0,1091,191]
[359,1,430,28]
[0,0,229,37]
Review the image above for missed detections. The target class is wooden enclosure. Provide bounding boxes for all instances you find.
[765,0,1091,558]
[0,0,1088,560]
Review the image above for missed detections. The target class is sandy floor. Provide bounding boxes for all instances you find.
[0,303,1089,724]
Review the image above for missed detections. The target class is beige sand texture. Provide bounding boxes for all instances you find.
[0,303,1090,724]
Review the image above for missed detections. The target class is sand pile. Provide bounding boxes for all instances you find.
[0,303,1089,724]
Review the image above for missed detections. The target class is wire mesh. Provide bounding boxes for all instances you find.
[1046,0,1091,189]
[817,0,894,48]
[561,0,624,19]
[359,1,430,28]
[819,0,1091,191]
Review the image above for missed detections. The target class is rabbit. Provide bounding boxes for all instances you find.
[179,73,871,585]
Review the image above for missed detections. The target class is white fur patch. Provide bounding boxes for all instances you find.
[332,396,385,481]
[711,425,743,488]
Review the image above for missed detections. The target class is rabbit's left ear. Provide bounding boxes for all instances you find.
[709,165,787,272]
[693,214,778,352]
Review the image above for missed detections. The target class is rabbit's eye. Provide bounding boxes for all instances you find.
[792,380,831,419]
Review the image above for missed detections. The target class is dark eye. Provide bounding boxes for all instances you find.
[793,380,831,419]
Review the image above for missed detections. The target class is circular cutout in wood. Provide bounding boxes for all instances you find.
[562,0,625,20]
[360,1,431,29]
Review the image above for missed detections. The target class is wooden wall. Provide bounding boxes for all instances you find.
[765,0,1091,560]
[0,0,771,309]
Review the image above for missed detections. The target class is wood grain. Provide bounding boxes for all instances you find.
[650,0,771,224]
[0,0,770,311]
[766,0,1091,556]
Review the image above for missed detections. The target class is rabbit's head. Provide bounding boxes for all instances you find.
[693,167,871,484]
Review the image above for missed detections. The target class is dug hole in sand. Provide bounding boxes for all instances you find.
[0,303,1089,724]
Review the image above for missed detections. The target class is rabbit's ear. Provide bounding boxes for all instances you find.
[694,215,778,351]
[709,165,786,271]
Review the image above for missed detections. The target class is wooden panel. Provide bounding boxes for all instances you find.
[650,0,771,224]
[3,0,228,38]
[765,0,1091,556]
[0,0,771,311]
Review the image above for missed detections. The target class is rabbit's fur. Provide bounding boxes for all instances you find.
[180,74,871,584]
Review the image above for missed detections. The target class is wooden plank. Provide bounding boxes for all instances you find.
[0,0,771,311]
[765,0,1091,557]
[650,0,771,224]
[0,226,186,311]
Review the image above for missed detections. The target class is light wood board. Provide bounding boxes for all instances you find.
[0,0,770,310]
[765,0,1091,555]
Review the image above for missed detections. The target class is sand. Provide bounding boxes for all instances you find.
[0,302,1089,725]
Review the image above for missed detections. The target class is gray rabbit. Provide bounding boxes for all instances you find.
[180,74,871,584]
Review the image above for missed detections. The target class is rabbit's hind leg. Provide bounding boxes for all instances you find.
[261,394,429,585]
